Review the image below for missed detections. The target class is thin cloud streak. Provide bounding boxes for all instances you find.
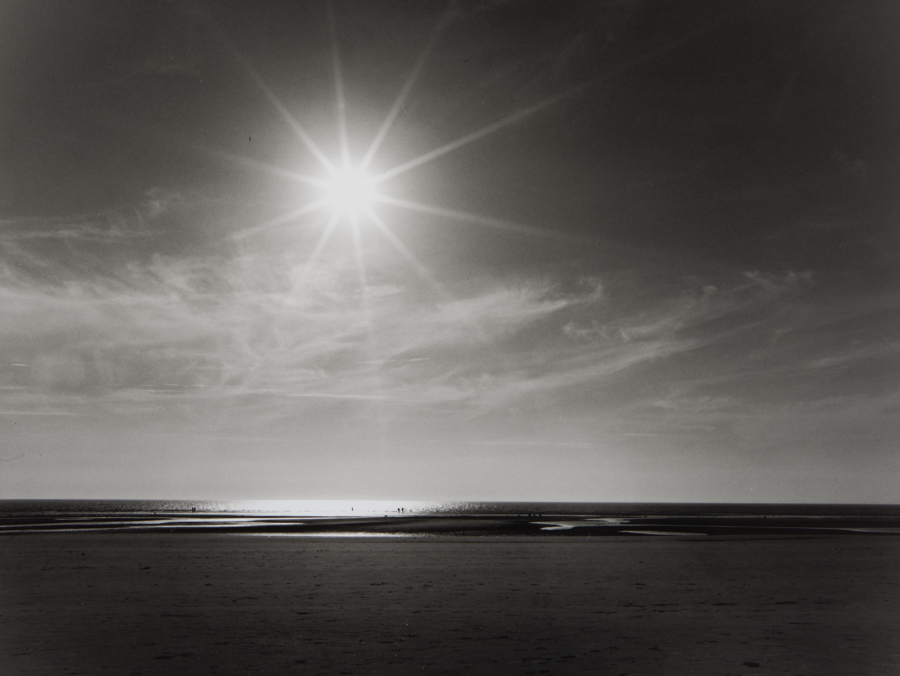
[288,393,405,401]
[469,440,599,447]
[0,411,82,416]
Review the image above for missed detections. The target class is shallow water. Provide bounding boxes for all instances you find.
[3,498,898,517]
[2,500,898,536]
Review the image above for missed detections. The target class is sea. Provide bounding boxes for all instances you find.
[1,499,899,537]
[2,499,898,519]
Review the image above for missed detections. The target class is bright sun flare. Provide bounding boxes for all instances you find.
[230,6,560,260]
[322,165,376,219]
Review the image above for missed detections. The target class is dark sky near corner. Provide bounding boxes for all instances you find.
[1,0,897,502]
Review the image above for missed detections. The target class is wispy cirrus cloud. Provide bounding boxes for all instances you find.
[0,189,183,246]
[1,204,891,443]
[0,231,578,414]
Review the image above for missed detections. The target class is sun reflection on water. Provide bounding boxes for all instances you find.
[222,499,441,517]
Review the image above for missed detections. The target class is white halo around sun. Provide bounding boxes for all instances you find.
[321,164,377,220]
[227,5,572,267]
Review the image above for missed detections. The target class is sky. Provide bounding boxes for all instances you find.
[1,0,898,503]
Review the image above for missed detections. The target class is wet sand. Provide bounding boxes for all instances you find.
[2,533,898,675]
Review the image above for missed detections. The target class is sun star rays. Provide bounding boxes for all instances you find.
[229,48,335,175]
[216,7,594,288]
[358,6,456,174]
[327,2,352,170]
[217,2,714,293]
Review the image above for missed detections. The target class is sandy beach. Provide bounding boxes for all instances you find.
[1,532,898,675]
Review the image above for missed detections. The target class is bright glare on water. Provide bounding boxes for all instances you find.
[223,500,439,516]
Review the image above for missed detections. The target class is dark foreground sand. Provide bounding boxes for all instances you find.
[1,533,898,675]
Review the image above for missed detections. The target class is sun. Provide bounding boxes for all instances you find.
[227,5,566,257]
[321,164,376,220]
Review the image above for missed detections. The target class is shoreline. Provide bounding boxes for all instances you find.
[3,512,900,537]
